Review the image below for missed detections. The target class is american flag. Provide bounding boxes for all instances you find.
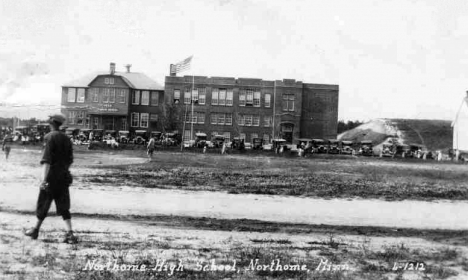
[170,56,193,74]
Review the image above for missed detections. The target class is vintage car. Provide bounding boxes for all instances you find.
[252,138,263,150]
[410,144,424,159]
[328,139,341,154]
[150,131,162,145]
[65,128,80,138]
[78,129,92,142]
[341,141,355,155]
[272,139,288,153]
[118,130,130,143]
[394,144,411,158]
[296,138,313,154]
[195,132,208,148]
[92,129,104,141]
[211,135,226,148]
[162,132,180,146]
[231,137,245,150]
[133,130,148,145]
[380,143,395,157]
[311,139,328,154]
[358,140,374,156]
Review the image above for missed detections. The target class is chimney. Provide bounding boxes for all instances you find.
[169,64,176,76]
[125,64,132,73]
[110,62,116,75]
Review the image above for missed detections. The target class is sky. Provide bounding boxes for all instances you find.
[1,0,468,121]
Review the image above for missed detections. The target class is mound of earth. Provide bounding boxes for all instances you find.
[338,118,452,151]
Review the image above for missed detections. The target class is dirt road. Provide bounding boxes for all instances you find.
[2,183,468,230]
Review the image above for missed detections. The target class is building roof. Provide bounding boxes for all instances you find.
[63,71,163,90]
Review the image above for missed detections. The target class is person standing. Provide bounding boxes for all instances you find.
[24,114,77,244]
[147,136,155,161]
[2,132,12,161]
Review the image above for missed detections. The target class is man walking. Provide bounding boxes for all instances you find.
[24,114,77,244]
[147,136,155,161]
[2,132,12,161]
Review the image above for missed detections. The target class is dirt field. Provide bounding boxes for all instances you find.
[1,146,468,279]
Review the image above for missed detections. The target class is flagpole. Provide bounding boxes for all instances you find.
[181,103,188,152]
[190,75,194,141]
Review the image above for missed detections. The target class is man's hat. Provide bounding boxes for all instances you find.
[48,114,66,125]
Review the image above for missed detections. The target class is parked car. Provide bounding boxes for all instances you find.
[78,129,92,142]
[195,132,208,148]
[359,140,374,156]
[252,138,264,150]
[211,135,226,148]
[65,128,80,138]
[92,129,104,141]
[409,144,424,159]
[328,139,341,154]
[341,141,355,155]
[118,130,130,143]
[311,139,328,154]
[394,144,411,158]
[162,132,180,146]
[380,143,395,157]
[133,130,148,145]
[296,138,313,155]
[231,137,245,150]
[272,139,288,153]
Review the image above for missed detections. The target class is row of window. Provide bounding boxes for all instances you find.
[130,112,159,128]
[182,131,271,143]
[183,113,273,127]
[174,88,272,108]
[67,111,88,125]
[131,90,160,106]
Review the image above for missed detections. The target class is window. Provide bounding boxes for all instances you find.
[85,117,89,127]
[151,92,159,106]
[238,114,245,126]
[118,89,127,103]
[77,111,85,125]
[246,89,254,106]
[239,133,246,140]
[198,88,206,105]
[245,115,252,126]
[93,88,99,102]
[253,115,260,126]
[218,114,225,125]
[105,78,109,84]
[239,91,246,106]
[183,130,191,142]
[211,113,217,125]
[225,113,232,125]
[68,111,75,124]
[150,114,159,122]
[109,88,116,103]
[223,132,231,142]
[251,133,258,142]
[141,91,149,105]
[226,89,233,106]
[131,113,139,127]
[219,89,226,106]
[264,116,272,127]
[265,93,271,107]
[121,118,127,130]
[132,90,140,105]
[93,117,99,127]
[103,89,110,103]
[184,89,191,104]
[140,113,149,128]
[283,93,295,111]
[253,91,260,107]
[211,89,218,105]
[109,78,114,85]
[263,134,270,143]
[77,88,85,103]
[174,89,181,104]
[67,88,76,102]
[198,112,205,124]
[192,88,198,103]
[185,112,191,123]
[191,112,197,123]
